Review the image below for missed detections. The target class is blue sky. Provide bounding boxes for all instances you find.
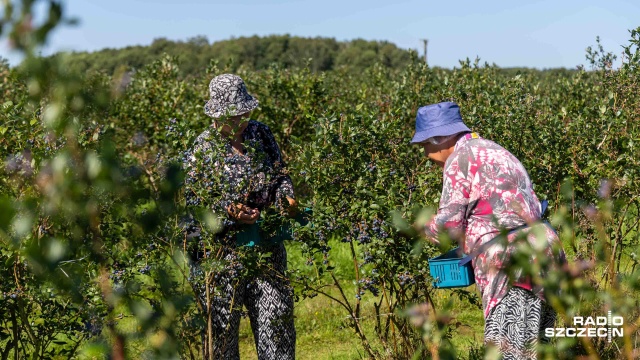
[1,0,639,68]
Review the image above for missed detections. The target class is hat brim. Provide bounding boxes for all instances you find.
[411,122,471,144]
[204,97,259,118]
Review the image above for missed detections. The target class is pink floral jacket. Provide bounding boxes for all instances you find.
[424,133,567,318]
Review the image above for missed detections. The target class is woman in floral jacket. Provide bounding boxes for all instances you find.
[412,101,567,359]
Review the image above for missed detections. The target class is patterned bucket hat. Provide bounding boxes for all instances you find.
[204,74,259,118]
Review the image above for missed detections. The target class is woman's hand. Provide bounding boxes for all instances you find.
[280,196,298,218]
[227,203,260,224]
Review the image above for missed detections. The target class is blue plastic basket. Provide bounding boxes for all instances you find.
[235,208,312,247]
[428,247,476,288]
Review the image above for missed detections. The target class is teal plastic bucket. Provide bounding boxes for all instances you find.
[428,247,475,288]
[235,208,312,247]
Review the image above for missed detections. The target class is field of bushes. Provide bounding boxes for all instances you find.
[2,2,640,359]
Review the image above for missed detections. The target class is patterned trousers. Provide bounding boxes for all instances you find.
[484,286,556,360]
[196,244,296,360]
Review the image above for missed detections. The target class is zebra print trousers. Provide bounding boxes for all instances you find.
[484,286,556,360]
[195,244,296,360]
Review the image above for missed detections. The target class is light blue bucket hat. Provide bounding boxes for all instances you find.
[411,102,470,144]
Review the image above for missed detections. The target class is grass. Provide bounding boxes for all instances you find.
[239,287,370,360]
[236,239,487,359]
[237,284,486,360]
[238,238,384,359]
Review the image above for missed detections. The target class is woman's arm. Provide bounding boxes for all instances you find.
[424,154,472,245]
[259,123,296,212]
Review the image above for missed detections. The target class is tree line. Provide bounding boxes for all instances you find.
[46,34,416,76]
[25,34,581,78]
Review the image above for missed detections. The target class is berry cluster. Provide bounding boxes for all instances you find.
[110,268,126,283]
[367,162,377,173]
[139,265,151,274]
[397,271,416,286]
[4,152,33,176]
[223,255,245,280]
[324,220,339,233]
[358,277,380,297]
[3,288,23,299]
[164,118,182,138]
[83,317,103,337]
[187,264,204,283]
[38,224,52,236]
[180,215,202,241]
[356,220,371,244]
[371,218,389,239]
[178,149,192,165]
[342,218,393,247]
[38,131,67,154]
[363,251,374,264]
[346,221,369,244]
[343,188,355,195]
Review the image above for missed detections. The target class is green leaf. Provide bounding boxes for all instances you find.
[391,210,413,236]
[0,197,16,231]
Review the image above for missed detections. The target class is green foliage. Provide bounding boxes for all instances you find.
[47,34,416,77]
[2,1,640,358]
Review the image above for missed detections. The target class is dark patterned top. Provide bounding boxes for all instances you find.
[184,120,294,240]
